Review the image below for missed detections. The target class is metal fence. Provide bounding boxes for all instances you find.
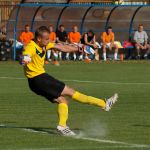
[0,1,19,28]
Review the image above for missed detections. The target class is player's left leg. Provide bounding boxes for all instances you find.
[113,43,118,60]
[55,96,76,136]
[147,44,150,54]
[95,48,100,61]
[144,44,150,58]
[55,96,68,127]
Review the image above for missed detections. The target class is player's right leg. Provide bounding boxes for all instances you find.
[144,44,150,58]
[113,43,118,60]
[135,44,141,59]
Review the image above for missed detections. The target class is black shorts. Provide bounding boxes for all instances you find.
[28,73,65,102]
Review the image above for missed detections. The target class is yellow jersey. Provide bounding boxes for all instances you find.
[23,40,55,78]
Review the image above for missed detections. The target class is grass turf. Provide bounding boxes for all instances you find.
[0,61,150,150]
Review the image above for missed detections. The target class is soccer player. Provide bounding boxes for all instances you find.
[22,26,118,136]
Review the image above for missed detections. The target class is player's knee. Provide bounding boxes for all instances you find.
[102,45,106,49]
[61,86,75,97]
[57,96,68,104]
[114,44,118,49]
[135,45,140,50]
[102,47,106,52]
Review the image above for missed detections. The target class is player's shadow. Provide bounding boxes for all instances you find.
[0,124,81,135]
[0,124,57,135]
[133,124,150,128]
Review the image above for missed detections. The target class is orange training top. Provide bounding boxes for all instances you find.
[101,32,114,43]
[20,31,34,45]
[68,32,81,43]
[49,32,56,42]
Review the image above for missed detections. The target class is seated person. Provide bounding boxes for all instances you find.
[19,24,34,46]
[56,24,68,60]
[134,24,150,59]
[68,25,81,60]
[81,30,100,61]
[0,26,6,38]
[47,25,59,65]
[101,26,118,61]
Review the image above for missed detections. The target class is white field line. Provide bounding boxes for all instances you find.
[74,137,150,148]
[1,124,150,149]
[0,76,150,85]
[63,79,150,85]
[13,126,150,149]
[4,145,150,150]
[7,145,150,150]
[21,128,150,148]
[0,76,26,80]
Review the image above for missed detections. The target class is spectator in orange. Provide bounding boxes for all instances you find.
[68,26,81,43]
[20,25,34,46]
[47,25,56,61]
[68,25,81,60]
[49,25,56,42]
[101,26,118,61]
[47,25,59,66]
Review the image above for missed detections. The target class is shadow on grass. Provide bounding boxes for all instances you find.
[0,123,81,135]
[133,124,150,128]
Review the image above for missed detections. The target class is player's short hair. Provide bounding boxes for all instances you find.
[25,24,30,28]
[59,24,64,28]
[139,24,143,27]
[49,25,53,28]
[34,26,50,40]
[73,25,77,28]
[87,29,94,36]
[106,26,112,30]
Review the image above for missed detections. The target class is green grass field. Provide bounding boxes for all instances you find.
[0,61,150,150]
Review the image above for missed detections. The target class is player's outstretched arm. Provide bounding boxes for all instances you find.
[20,54,31,65]
[53,43,79,53]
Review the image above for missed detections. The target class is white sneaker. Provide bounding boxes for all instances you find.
[144,54,148,58]
[57,125,76,136]
[79,55,83,61]
[104,93,118,111]
[73,54,77,61]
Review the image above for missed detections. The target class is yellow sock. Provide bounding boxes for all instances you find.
[72,91,106,108]
[58,103,68,127]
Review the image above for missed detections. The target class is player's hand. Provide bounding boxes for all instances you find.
[20,55,31,65]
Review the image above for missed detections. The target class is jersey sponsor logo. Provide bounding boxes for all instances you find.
[36,48,45,58]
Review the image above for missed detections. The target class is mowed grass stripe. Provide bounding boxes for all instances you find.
[0,76,150,85]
